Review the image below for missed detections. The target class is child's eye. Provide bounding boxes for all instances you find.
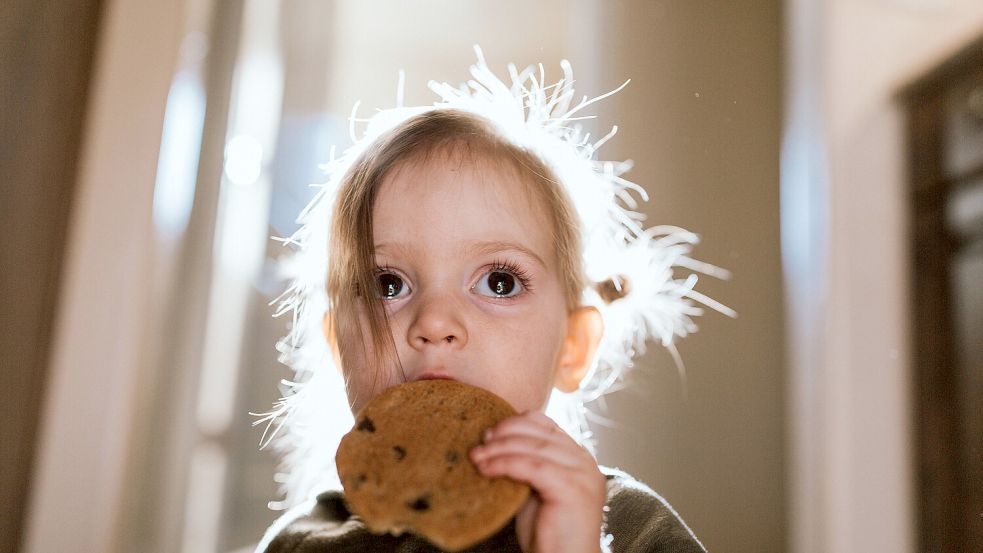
[376,271,410,300]
[472,261,532,299]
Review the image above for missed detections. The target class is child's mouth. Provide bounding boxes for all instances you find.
[417,371,455,381]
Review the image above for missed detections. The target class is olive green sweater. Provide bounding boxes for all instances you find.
[256,467,707,553]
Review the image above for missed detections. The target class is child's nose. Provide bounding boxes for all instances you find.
[407,293,468,350]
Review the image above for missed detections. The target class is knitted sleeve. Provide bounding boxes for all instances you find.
[601,467,708,553]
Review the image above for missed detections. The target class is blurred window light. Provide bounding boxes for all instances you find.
[780,121,828,280]
[223,134,264,186]
[153,70,206,240]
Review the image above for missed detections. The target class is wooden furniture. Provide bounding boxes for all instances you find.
[903,35,983,553]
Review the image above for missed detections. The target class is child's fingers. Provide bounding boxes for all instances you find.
[475,452,574,497]
[472,413,605,504]
[470,434,583,470]
[476,411,595,470]
[476,413,608,552]
[474,452,605,504]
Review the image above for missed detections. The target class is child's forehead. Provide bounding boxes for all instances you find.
[373,154,559,264]
[380,153,551,223]
[386,144,549,211]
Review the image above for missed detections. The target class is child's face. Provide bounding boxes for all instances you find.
[336,154,573,415]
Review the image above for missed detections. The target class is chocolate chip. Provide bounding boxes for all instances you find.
[393,446,406,460]
[357,417,375,433]
[445,450,459,464]
[407,494,431,511]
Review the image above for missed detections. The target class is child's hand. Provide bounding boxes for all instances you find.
[470,411,606,553]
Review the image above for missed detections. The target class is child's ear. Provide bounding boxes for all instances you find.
[554,306,604,393]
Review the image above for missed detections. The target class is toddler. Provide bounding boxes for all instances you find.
[255,49,728,553]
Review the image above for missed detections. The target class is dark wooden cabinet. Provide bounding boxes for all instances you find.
[903,35,983,553]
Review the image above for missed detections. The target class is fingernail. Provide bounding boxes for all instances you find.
[483,429,493,443]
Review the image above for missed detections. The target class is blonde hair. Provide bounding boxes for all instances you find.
[326,109,586,374]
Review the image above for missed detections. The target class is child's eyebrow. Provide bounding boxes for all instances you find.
[462,240,547,268]
[373,240,546,269]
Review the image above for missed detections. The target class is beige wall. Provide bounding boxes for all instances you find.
[323,0,600,111]
[595,3,785,552]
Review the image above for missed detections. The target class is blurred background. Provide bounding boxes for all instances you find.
[2,1,981,552]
